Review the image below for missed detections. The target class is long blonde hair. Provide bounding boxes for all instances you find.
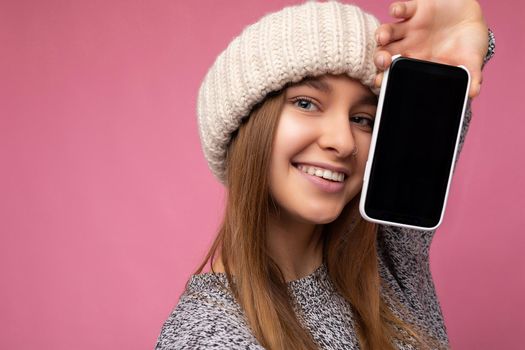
[193,79,447,350]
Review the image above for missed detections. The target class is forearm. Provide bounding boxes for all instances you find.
[454,27,496,171]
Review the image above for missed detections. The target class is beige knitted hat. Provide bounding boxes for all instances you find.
[197,0,380,185]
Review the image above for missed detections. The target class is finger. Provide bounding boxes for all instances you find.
[389,0,417,19]
[468,82,480,99]
[469,78,482,98]
[374,50,393,70]
[469,72,483,98]
[376,22,407,46]
[375,71,384,88]
[377,40,406,60]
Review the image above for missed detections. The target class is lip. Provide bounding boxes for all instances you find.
[292,161,351,177]
[293,163,346,193]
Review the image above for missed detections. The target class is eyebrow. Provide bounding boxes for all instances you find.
[354,94,378,106]
[290,77,332,93]
[288,77,378,106]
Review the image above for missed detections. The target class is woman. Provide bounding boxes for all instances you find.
[155,0,495,349]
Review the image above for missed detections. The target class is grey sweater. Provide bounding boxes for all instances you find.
[155,31,495,350]
[154,103,466,349]
[155,99,471,350]
[154,214,455,349]
[155,237,449,350]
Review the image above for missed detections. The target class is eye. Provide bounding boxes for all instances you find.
[351,115,375,129]
[291,96,320,112]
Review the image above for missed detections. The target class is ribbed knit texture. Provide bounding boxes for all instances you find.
[197,0,380,185]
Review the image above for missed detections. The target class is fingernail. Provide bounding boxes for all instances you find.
[378,56,385,69]
[376,33,381,45]
[391,5,399,16]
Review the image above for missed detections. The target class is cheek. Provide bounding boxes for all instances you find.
[272,111,317,162]
[268,112,316,205]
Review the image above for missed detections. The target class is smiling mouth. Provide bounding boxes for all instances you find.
[292,163,348,183]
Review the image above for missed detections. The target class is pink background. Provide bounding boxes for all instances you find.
[1,0,523,349]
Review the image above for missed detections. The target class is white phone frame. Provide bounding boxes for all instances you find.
[359,54,471,231]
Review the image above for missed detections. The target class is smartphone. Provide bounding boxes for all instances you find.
[359,55,470,231]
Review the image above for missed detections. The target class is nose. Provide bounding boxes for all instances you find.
[317,115,357,159]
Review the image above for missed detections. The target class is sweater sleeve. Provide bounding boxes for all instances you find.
[375,96,472,340]
[375,28,496,340]
[154,290,264,350]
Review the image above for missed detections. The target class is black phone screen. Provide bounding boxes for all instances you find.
[364,57,469,229]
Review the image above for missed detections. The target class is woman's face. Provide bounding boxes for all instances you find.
[268,74,377,224]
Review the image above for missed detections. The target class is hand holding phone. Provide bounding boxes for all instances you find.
[373,0,488,99]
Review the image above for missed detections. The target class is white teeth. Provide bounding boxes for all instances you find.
[296,164,346,182]
[322,169,332,180]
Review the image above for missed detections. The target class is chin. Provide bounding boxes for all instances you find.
[299,205,344,224]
